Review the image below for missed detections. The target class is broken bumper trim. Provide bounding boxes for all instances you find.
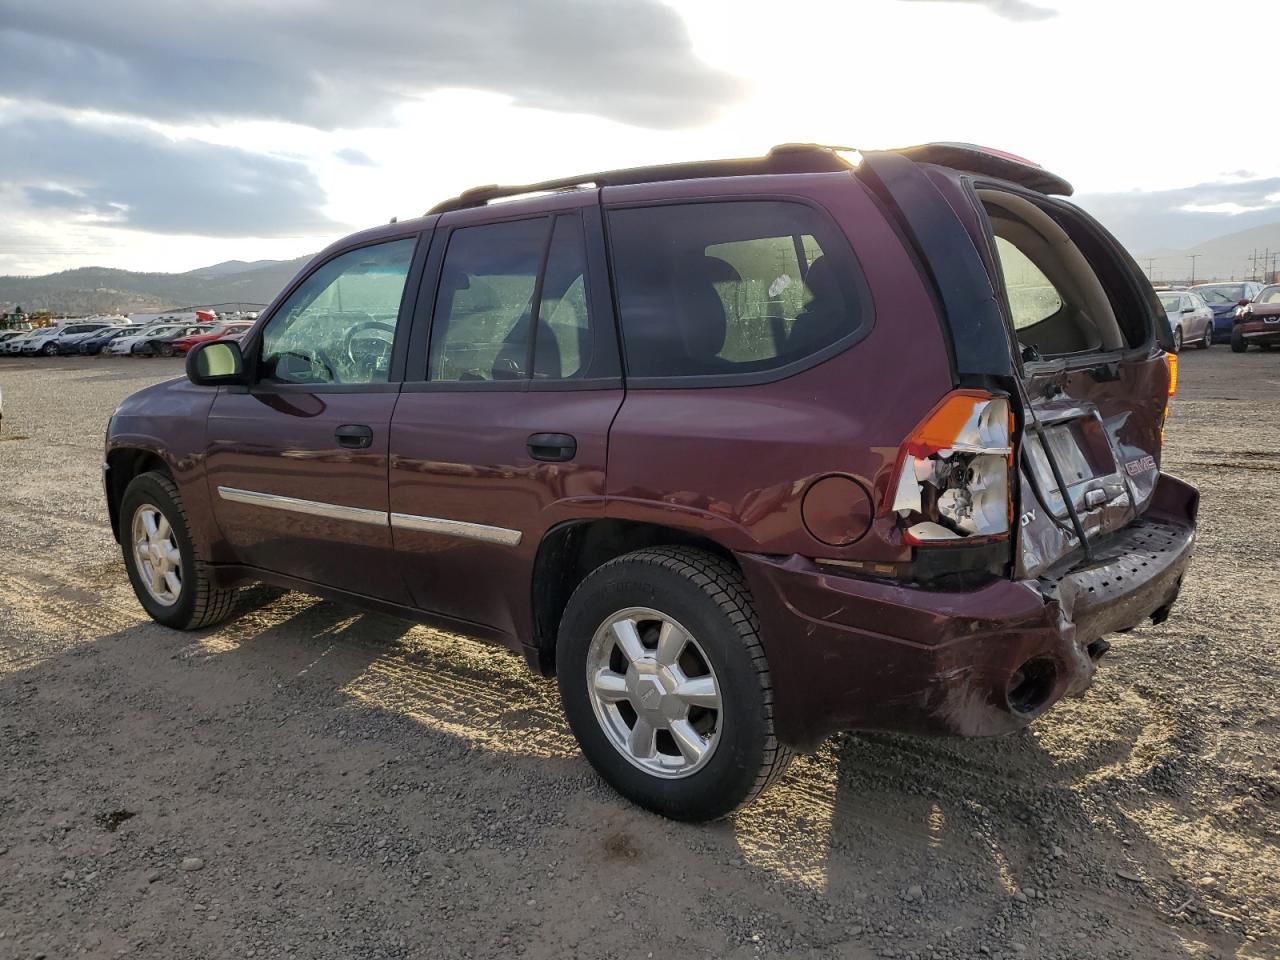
[738,473,1198,749]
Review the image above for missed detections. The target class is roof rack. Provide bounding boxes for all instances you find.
[425,141,1072,215]
[425,143,856,214]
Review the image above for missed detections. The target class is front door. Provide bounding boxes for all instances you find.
[388,201,623,645]
[205,234,424,604]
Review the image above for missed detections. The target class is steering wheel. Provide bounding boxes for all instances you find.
[340,317,396,379]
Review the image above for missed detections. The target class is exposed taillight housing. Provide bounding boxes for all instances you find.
[887,390,1014,544]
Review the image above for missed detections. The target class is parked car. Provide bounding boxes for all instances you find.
[1157,290,1213,351]
[20,321,112,355]
[1230,284,1280,352]
[1,330,38,355]
[138,324,213,357]
[77,325,140,355]
[170,322,255,355]
[0,330,28,347]
[106,324,198,357]
[1192,281,1263,342]
[105,142,1197,820]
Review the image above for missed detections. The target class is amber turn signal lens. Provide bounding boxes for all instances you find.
[1166,353,1178,397]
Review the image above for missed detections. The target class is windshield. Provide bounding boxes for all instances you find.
[144,325,183,337]
[1195,284,1245,304]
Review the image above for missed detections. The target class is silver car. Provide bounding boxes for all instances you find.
[1158,290,1214,352]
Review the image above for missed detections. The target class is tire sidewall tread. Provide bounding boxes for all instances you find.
[557,546,792,821]
[120,470,235,630]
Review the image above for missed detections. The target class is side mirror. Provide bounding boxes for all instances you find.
[186,339,247,386]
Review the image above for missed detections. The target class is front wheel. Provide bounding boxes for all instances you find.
[157,342,175,358]
[1171,327,1183,353]
[557,547,793,821]
[1198,324,1212,349]
[120,471,237,630]
[1231,330,1247,353]
[41,342,58,356]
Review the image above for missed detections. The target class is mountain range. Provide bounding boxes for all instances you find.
[0,256,313,316]
[2,215,1278,317]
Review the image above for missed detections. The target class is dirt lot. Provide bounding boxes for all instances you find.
[0,352,1276,960]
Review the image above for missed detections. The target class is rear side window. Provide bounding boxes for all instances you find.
[427,213,612,384]
[607,201,870,380]
[994,237,1063,329]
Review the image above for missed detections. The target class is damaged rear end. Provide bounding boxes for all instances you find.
[855,145,1198,731]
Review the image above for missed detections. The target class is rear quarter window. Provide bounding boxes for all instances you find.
[606,200,871,382]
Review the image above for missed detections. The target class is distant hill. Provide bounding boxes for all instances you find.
[1135,221,1280,286]
[0,256,313,316]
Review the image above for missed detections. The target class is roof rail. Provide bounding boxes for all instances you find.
[424,140,1072,215]
[425,143,856,214]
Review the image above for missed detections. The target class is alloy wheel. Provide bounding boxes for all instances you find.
[131,503,182,606]
[585,607,722,779]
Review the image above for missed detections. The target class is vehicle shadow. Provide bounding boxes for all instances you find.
[0,584,1248,960]
[726,720,1240,958]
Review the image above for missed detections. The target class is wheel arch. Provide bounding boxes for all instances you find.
[105,447,172,542]
[528,519,740,676]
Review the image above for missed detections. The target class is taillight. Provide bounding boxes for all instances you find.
[887,390,1013,544]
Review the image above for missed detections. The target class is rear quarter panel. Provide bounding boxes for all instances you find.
[603,172,954,562]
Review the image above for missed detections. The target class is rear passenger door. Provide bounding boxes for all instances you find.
[388,194,622,645]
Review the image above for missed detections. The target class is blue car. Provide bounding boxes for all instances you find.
[1192,282,1264,342]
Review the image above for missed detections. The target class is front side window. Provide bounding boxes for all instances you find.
[1259,285,1280,305]
[260,237,416,385]
[607,201,869,380]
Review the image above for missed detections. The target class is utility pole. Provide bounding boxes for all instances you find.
[1144,257,1155,278]
[1188,254,1200,285]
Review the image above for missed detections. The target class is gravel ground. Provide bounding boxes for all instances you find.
[0,352,1276,960]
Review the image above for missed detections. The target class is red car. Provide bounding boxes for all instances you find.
[1230,284,1280,352]
[172,322,254,355]
[104,143,1196,820]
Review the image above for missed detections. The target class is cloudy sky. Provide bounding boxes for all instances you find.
[1,0,1277,276]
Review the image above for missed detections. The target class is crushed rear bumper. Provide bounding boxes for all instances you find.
[739,473,1198,750]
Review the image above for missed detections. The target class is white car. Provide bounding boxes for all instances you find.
[1,331,37,355]
[106,323,193,356]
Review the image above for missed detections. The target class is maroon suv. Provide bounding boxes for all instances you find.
[105,143,1197,820]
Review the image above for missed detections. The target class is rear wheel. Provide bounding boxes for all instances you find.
[557,547,793,821]
[120,471,236,630]
[1231,330,1247,353]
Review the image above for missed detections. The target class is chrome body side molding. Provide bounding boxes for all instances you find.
[216,486,388,527]
[390,512,523,546]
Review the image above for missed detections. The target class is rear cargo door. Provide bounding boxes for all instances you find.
[976,187,1171,577]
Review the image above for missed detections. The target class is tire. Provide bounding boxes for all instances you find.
[157,342,174,358]
[1231,330,1247,353]
[1198,323,1212,349]
[556,546,793,821]
[41,341,58,356]
[119,470,237,630]
[1171,327,1183,353]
